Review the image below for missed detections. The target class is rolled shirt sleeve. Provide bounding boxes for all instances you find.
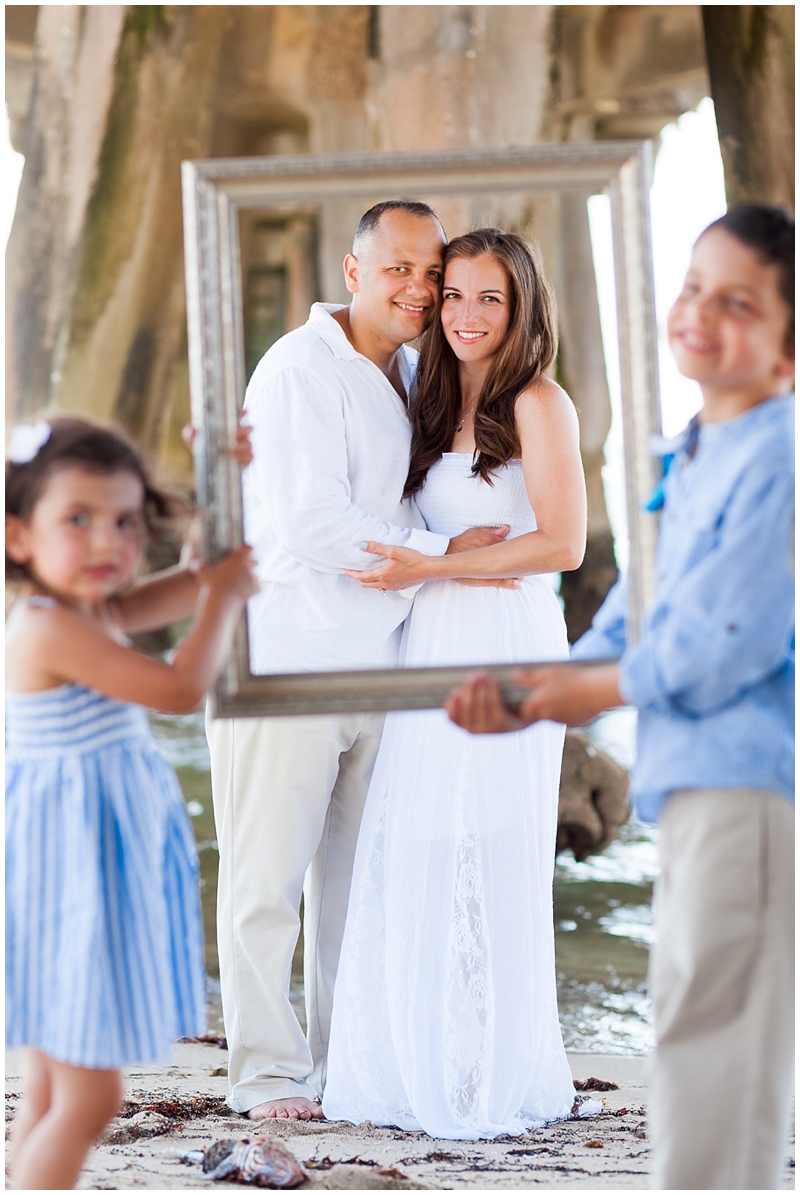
[619,468,794,717]
[246,366,450,573]
[570,575,628,661]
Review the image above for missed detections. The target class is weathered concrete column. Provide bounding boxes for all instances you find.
[6,5,232,475]
[702,6,794,209]
[6,5,126,424]
[556,190,618,642]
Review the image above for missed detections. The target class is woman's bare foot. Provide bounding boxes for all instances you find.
[247,1097,324,1121]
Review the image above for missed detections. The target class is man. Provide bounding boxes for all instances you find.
[208,201,507,1121]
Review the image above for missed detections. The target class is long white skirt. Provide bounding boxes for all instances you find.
[323,577,577,1140]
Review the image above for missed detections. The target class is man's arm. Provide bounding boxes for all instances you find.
[246,367,461,572]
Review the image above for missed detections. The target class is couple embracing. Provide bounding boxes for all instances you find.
[206,200,587,1140]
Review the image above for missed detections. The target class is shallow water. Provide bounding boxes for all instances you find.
[150,705,654,1055]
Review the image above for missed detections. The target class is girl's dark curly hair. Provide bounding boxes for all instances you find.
[404,228,557,498]
[6,415,180,583]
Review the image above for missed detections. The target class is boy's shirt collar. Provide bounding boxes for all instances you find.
[645,394,794,511]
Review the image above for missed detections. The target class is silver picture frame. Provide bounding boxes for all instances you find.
[181,143,662,717]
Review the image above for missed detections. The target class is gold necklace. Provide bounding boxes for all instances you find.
[456,404,476,434]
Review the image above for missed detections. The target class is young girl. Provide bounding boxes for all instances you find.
[5,415,257,1190]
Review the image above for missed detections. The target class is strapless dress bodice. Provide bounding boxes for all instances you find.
[414,454,536,540]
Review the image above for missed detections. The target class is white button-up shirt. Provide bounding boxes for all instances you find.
[242,303,450,673]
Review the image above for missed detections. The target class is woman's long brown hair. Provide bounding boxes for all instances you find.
[404,228,557,497]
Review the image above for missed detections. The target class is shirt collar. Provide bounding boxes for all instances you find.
[696,392,794,450]
[308,303,360,360]
[307,302,418,394]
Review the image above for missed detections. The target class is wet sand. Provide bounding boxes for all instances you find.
[6,1044,794,1190]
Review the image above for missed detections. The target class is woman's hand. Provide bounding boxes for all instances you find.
[343,542,433,591]
[344,525,517,591]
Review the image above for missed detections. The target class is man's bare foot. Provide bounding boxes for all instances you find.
[247,1097,324,1121]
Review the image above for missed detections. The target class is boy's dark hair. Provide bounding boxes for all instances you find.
[6,415,179,583]
[353,200,445,252]
[702,204,794,351]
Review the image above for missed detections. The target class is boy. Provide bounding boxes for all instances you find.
[446,205,794,1190]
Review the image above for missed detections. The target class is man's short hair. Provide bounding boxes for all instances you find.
[352,200,444,254]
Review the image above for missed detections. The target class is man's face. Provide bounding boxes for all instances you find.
[345,211,446,348]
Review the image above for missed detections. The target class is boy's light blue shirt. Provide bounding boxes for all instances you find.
[572,394,795,824]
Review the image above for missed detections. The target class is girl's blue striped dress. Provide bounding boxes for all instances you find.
[6,683,206,1068]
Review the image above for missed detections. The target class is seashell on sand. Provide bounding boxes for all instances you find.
[202,1135,307,1187]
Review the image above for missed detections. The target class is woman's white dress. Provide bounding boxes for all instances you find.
[323,454,576,1140]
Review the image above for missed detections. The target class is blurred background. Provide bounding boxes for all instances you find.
[4,4,794,1052]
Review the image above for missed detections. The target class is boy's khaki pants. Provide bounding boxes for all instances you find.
[650,788,794,1190]
[206,710,384,1112]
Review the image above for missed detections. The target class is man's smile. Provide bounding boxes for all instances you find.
[393,301,430,314]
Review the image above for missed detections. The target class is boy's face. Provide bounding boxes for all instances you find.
[667,228,794,400]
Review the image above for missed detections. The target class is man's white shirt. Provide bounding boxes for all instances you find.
[242,303,450,674]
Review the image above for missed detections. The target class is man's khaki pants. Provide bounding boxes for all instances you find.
[206,710,384,1112]
[650,789,794,1190]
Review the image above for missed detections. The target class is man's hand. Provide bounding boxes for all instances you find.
[446,525,510,554]
[453,577,520,589]
[445,664,624,734]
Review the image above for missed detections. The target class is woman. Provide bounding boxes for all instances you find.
[322,229,587,1140]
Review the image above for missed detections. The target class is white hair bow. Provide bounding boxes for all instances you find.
[8,420,52,465]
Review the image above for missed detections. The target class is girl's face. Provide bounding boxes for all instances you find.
[667,228,794,398]
[6,467,146,606]
[440,253,512,367]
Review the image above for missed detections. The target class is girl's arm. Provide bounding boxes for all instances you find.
[12,548,258,714]
[113,422,255,634]
[344,379,587,590]
[111,565,200,634]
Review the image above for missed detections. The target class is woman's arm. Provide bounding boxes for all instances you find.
[344,379,587,590]
[13,548,258,713]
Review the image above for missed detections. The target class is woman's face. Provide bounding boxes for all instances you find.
[440,253,511,367]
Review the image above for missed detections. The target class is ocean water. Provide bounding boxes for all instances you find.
[150,704,654,1055]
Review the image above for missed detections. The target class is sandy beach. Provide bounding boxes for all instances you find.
[6,1043,794,1190]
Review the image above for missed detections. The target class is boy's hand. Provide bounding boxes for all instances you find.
[445,673,528,733]
[445,663,624,734]
[514,663,623,726]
